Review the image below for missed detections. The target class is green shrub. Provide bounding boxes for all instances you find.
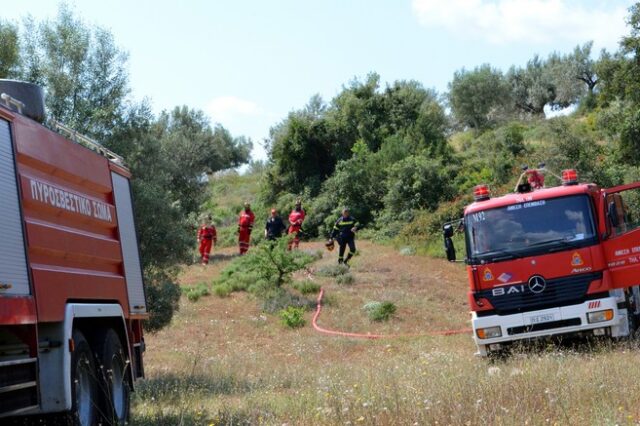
[183,282,210,302]
[292,281,321,295]
[214,237,316,294]
[144,277,182,332]
[213,283,233,297]
[279,306,306,328]
[335,273,355,285]
[363,301,397,322]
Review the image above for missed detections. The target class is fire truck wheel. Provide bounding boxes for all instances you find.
[70,329,100,426]
[95,329,131,425]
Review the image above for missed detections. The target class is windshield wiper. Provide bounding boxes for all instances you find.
[527,237,577,252]
[478,249,523,262]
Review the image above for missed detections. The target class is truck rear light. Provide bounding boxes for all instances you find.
[587,309,613,324]
[476,326,502,339]
[473,184,490,201]
[561,169,578,185]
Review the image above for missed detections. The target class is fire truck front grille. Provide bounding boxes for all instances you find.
[508,318,582,335]
[479,272,603,315]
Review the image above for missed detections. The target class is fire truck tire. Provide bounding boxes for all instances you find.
[94,329,131,425]
[70,329,100,426]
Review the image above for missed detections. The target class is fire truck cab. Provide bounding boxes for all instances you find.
[0,80,146,424]
[445,167,640,356]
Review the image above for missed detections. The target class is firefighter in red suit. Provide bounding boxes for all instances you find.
[288,199,306,250]
[197,215,217,265]
[238,202,255,255]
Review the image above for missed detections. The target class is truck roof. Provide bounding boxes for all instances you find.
[464,183,598,215]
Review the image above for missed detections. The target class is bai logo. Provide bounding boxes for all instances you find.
[492,284,526,296]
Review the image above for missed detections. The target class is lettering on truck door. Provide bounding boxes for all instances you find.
[602,183,640,288]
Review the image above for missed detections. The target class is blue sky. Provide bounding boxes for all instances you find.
[3,0,635,160]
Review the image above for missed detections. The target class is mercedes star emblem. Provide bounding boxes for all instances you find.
[528,275,546,294]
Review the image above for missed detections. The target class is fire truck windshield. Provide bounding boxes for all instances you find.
[466,195,596,262]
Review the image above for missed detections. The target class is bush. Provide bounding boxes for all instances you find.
[292,281,321,295]
[336,273,355,285]
[383,155,455,221]
[363,301,397,322]
[211,238,318,304]
[279,306,306,328]
[183,282,210,302]
[144,277,182,332]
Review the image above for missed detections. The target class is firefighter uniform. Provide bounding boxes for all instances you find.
[197,223,217,265]
[238,207,255,255]
[331,213,359,265]
[288,205,306,250]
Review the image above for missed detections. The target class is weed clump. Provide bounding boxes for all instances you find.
[212,283,233,297]
[279,306,306,328]
[399,246,416,256]
[363,301,397,321]
[336,273,355,285]
[292,280,321,295]
[182,282,211,302]
[261,288,314,313]
[316,264,350,277]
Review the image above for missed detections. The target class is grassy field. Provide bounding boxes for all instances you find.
[131,241,640,426]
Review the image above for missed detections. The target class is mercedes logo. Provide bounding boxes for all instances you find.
[528,275,546,294]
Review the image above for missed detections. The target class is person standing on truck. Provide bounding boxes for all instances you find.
[265,208,287,241]
[287,198,306,250]
[329,207,359,265]
[238,202,255,255]
[197,215,217,265]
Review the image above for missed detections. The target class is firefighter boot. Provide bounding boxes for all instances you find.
[345,252,353,266]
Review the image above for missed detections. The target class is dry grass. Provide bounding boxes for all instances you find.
[132,241,640,425]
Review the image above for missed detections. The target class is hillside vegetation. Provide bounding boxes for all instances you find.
[225,3,640,259]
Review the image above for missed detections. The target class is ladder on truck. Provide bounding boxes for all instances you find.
[51,120,126,166]
[0,91,126,167]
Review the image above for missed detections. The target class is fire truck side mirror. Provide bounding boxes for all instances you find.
[608,201,620,228]
[443,224,454,238]
[443,224,456,261]
[444,237,456,262]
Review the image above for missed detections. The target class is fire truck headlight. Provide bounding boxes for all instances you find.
[476,326,502,339]
[587,309,614,324]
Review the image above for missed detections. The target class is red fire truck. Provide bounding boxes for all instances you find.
[0,80,146,424]
[444,166,640,356]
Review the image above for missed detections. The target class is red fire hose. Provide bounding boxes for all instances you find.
[312,287,472,339]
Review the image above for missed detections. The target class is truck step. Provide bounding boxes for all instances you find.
[0,357,38,416]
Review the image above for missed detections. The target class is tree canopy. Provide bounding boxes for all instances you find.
[0,5,251,330]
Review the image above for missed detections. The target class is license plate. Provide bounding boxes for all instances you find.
[526,313,555,325]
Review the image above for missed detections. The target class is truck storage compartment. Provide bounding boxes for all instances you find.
[0,119,30,296]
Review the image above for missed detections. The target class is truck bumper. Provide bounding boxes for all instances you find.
[472,297,629,356]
